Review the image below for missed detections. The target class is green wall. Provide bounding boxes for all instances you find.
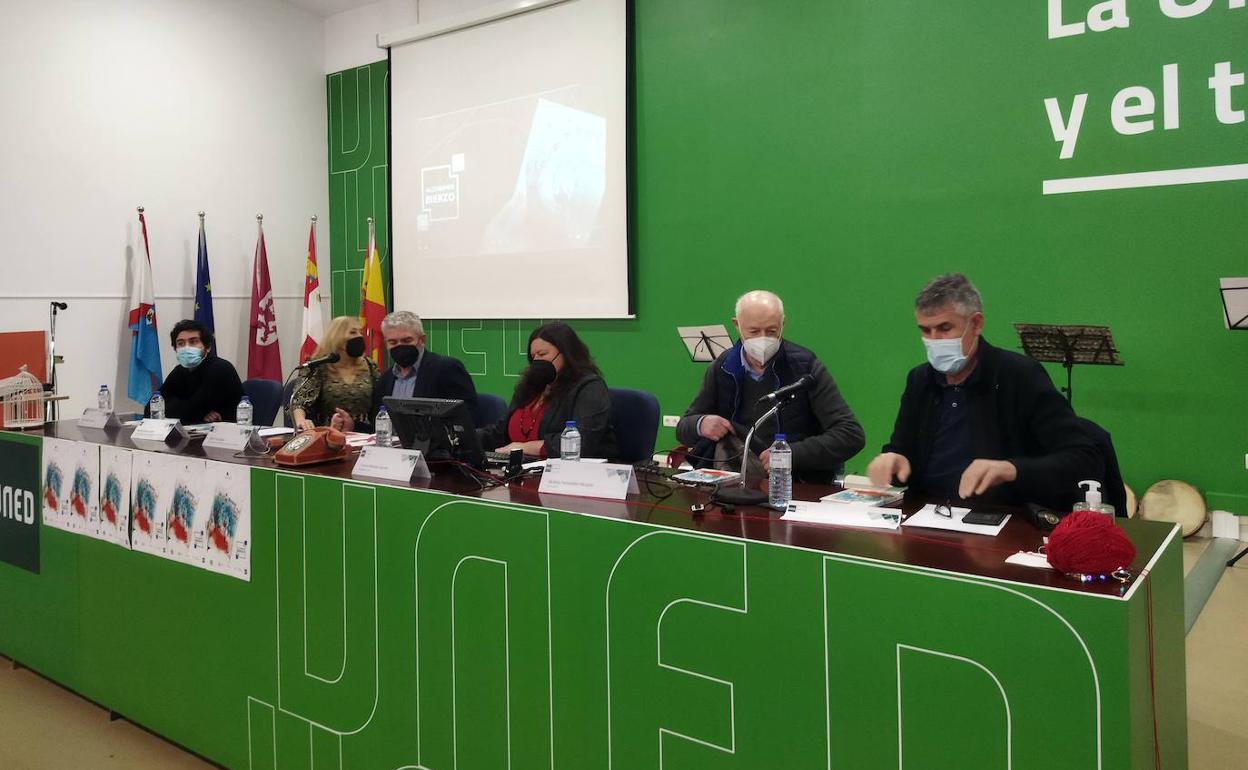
[328,1,1248,511]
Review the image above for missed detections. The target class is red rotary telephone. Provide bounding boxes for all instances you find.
[274,426,350,467]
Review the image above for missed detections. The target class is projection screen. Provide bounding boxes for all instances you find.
[386,0,629,319]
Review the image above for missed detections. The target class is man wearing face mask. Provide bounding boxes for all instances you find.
[677,290,865,483]
[330,311,478,432]
[147,319,243,424]
[866,273,1100,508]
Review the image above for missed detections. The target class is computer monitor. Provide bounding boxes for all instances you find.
[383,396,484,468]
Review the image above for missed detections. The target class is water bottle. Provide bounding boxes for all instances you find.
[768,433,793,510]
[97,385,112,412]
[236,396,253,427]
[149,391,165,420]
[374,406,393,447]
[560,421,582,461]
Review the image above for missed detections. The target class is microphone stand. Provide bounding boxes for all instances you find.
[713,401,784,508]
[47,302,63,422]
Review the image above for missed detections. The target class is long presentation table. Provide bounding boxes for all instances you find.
[0,422,1187,769]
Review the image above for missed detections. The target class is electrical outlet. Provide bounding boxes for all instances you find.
[662,415,680,428]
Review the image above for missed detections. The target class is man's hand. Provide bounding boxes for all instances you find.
[867,452,911,488]
[958,459,1017,500]
[330,408,354,433]
[203,411,222,423]
[295,418,316,432]
[760,449,771,472]
[698,415,734,441]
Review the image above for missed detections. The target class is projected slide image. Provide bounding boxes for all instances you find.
[415,95,607,257]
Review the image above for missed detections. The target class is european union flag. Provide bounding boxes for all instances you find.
[194,214,215,332]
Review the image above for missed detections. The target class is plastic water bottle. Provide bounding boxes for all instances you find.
[560,421,582,461]
[236,396,253,427]
[768,433,793,510]
[374,406,393,447]
[97,385,112,412]
[149,391,165,420]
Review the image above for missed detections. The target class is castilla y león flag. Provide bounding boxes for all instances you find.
[300,218,323,363]
[248,216,282,380]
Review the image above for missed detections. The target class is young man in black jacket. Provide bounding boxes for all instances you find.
[330,311,477,432]
[147,319,243,424]
[866,274,1101,509]
[677,290,865,483]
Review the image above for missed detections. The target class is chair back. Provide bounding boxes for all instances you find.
[472,393,509,429]
[241,378,283,426]
[608,388,660,464]
[281,378,299,428]
[1077,417,1127,516]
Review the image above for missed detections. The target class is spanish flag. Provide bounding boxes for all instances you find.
[359,217,387,366]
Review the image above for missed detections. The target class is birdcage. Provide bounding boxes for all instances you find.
[0,365,47,429]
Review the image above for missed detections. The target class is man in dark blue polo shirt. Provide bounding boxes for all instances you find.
[866,273,1100,508]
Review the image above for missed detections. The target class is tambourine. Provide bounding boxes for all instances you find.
[1123,483,1137,518]
[1138,479,1205,537]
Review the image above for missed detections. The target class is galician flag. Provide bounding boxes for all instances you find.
[247,214,282,380]
[193,212,215,332]
[359,217,386,366]
[299,217,324,363]
[126,207,163,406]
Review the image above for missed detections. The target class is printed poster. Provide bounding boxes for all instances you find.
[94,445,133,548]
[194,460,252,581]
[129,451,170,557]
[41,438,98,535]
[159,455,208,566]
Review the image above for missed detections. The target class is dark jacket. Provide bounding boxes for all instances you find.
[882,338,1102,510]
[366,350,478,432]
[148,353,243,424]
[479,373,618,461]
[676,339,865,483]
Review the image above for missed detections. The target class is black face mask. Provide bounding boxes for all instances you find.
[390,344,420,368]
[525,359,558,389]
[345,336,366,358]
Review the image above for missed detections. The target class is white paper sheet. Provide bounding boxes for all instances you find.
[159,455,209,565]
[194,460,252,581]
[94,445,132,548]
[40,438,99,535]
[783,501,902,530]
[904,504,1010,537]
[1005,551,1052,569]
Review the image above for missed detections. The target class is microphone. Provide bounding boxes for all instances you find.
[757,374,815,404]
[300,352,340,368]
[51,302,68,310]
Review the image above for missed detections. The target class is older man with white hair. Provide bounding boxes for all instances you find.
[677,290,865,483]
[866,273,1100,508]
[330,310,477,432]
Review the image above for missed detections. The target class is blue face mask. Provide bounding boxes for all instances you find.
[176,346,205,369]
[923,333,968,375]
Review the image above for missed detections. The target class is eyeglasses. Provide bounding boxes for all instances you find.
[934,500,954,518]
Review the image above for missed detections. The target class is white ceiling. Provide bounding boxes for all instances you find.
[283,0,382,17]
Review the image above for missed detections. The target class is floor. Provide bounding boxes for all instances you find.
[0,539,1245,769]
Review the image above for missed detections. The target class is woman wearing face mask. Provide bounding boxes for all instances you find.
[289,316,379,432]
[477,322,618,460]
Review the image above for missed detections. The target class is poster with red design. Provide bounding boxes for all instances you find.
[129,451,171,558]
[157,455,208,566]
[193,460,251,581]
[41,438,98,535]
[93,445,132,548]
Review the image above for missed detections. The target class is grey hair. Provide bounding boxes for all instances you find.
[734,289,785,319]
[915,273,982,317]
[381,310,424,336]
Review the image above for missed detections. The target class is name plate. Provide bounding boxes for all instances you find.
[131,418,184,442]
[352,445,431,484]
[203,423,256,452]
[79,408,121,430]
[538,459,639,500]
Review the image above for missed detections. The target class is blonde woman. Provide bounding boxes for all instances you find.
[289,316,380,432]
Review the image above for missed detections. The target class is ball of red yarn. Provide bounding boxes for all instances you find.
[1047,510,1136,575]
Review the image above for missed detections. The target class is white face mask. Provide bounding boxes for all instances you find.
[742,336,780,366]
[923,332,968,375]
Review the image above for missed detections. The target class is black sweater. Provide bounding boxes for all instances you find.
[882,338,1101,509]
[148,354,244,424]
[479,374,618,461]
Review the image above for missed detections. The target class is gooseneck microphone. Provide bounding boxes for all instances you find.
[757,374,815,404]
[300,352,341,368]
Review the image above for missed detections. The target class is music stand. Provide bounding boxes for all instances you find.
[1219,278,1248,331]
[1013,323,1123,405]
[678,325,733,362]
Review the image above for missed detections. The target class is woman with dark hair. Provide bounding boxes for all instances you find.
[478,322,618,460]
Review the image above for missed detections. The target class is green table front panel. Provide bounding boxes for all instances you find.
[0,442,1185,770]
